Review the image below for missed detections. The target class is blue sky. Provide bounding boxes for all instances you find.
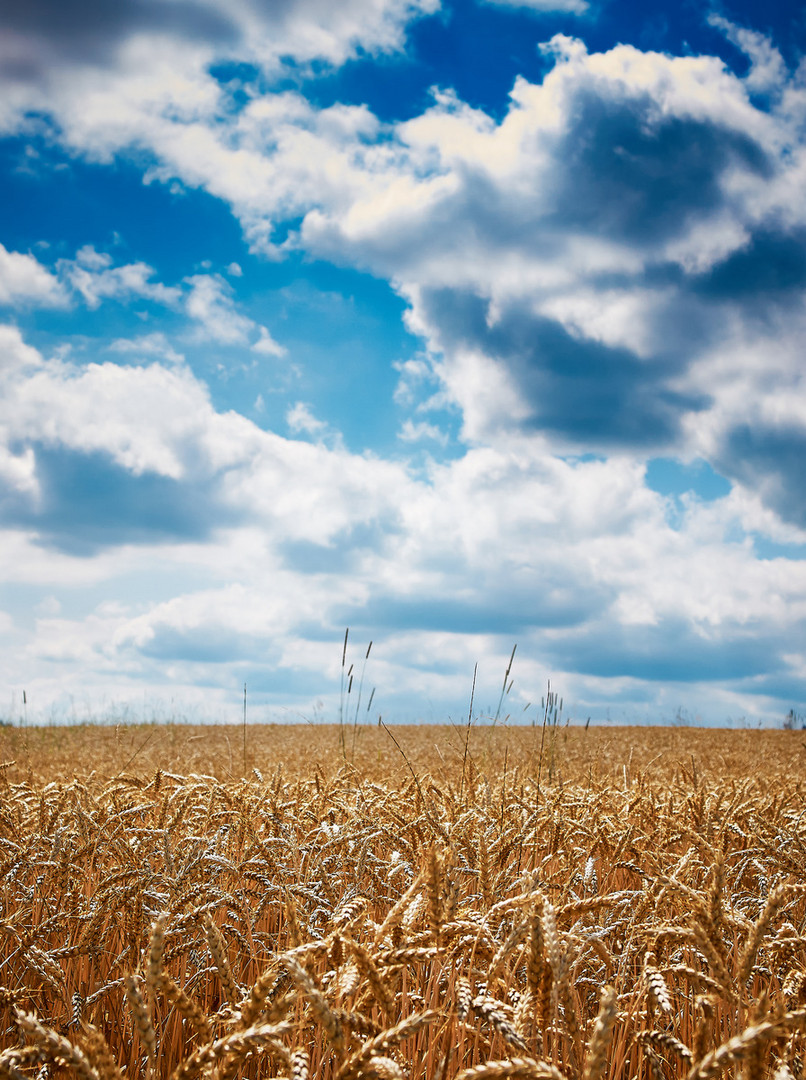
[1,0,805,726]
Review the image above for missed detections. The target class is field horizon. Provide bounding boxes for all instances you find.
[3,722,805,785]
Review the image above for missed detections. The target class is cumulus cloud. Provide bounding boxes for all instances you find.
[252,326,287,357]
[0,0,440,143]
[286,34,806,531]
[286,402,328,437]
[185,273,256,343]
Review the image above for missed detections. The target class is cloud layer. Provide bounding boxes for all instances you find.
[1,1,805,724]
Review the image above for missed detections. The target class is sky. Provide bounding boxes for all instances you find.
[1,0,805,727]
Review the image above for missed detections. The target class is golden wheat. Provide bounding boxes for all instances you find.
[1,723,806,1079]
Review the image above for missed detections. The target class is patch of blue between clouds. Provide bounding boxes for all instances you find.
[297,2,577,123]
[645,458,732,501]
[283,0,804,126]
[0,136,247,278]
[751,537,806,560]
[247,260,450,456]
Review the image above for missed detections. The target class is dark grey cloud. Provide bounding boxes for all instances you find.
[546,90,771,244]
[716,423,806,529]
[338,577,611,636]
[0,0,238,82]
[418,287,710,449]
[547,617,785,682]
[692,227,806,306]
[391,86,804,529]
[377,92,774,277]
[0,445,241,555]
[138,625,270,664]
[278,518,402,574]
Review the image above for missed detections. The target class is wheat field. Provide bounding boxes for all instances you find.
[1,722,805,1080]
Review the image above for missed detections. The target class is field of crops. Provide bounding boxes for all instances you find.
[1,722,806,1080]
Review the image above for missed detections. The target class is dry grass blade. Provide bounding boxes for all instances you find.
[356,1056,405,1080]
[471,995,528,1052]
[737,884,791,985]
[643,952,672,1014]
[239,964,282,1029]
[290,1048,310,1080]
[160,974,213,1042]
[146,912,168,1004]
[0,1057,37,1080]
[374,871,424,944]
[80,1025,125,1080]
[636,1030,693,1063]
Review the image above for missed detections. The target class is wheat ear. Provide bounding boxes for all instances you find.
[124,975,157,1077]
[80,1025,124,1080]
[14,1011,99,1080]
[455,1059,571,1080]
[335,1011,437,1080]
[582,985,617,1080]
[737,884,790,985]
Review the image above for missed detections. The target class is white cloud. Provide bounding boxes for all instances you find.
[0,321,804,723]
[1,12,805,723]
[481,0,588,13]
[184,273,285,356]
[59,248,182,309]
[286,401,328,437]
[0,330,212,479]
[0,0,441,149]
[0,323,44,373]
[185,273,255,343]
[108,332,185,365]
[0,243,67,307]
[398,418,449,444]
[252,326,287,358]
[708,15,787,95]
